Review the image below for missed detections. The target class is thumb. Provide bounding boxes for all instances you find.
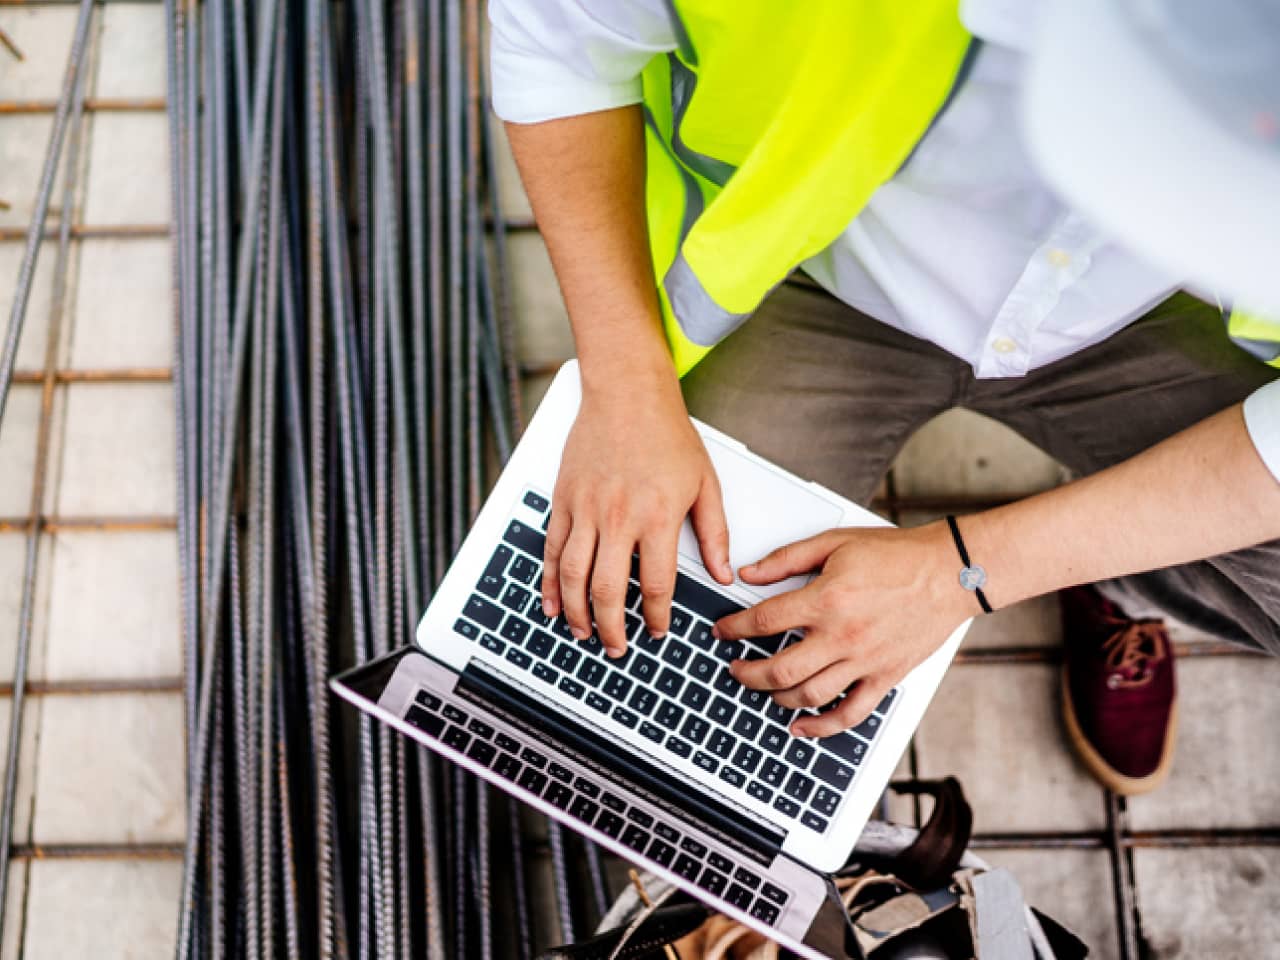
[690,472,733,585]
[740,529,843,585]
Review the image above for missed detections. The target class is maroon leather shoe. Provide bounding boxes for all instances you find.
[1059,585,1178,795]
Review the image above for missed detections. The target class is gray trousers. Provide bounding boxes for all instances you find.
[681,279,1280,656]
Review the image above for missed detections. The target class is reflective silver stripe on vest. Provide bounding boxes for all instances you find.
[1232,334,1280,363]
[663,252,751,346]
[668,54,736,188]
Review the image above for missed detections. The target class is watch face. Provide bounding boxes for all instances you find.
[958,565,988,591]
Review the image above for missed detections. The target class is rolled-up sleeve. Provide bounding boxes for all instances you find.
[489,0,675,124]
[1243,379,1280,484]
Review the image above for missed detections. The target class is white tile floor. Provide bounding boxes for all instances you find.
[2,3,1278,959]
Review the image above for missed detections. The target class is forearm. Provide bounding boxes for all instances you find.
[959,404,1280,610]
[506,107,678,401]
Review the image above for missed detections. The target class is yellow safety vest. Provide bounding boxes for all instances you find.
[640,2,1280,375]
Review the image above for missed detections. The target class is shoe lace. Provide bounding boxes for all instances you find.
[1101,619,1166,688]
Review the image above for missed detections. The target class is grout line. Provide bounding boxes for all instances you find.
[0,97,165,114]
[9,843,183,860]
[0,516,176,532]
[0,678,183,696]
[0,224,167,241]
[9,367,172,383]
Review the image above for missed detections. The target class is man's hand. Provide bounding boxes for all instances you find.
[541,374,734,658]
[716,523,972,738]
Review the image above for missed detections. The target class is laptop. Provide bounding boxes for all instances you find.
[332,360,969,959]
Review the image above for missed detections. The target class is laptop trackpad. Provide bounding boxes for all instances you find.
[677,436,845,599]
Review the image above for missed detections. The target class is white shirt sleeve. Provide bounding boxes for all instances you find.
[489,0,677,124]
[1243,379,1280,485]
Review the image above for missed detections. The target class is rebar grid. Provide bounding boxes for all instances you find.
[2,1,1280,960]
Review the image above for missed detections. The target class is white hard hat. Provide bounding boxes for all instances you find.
[1023,0,1280,311]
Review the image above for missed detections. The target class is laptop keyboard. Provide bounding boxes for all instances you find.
[452,488,898,835]
[406,687,791,926]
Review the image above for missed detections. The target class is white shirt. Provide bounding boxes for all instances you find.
[489,0,1280,482]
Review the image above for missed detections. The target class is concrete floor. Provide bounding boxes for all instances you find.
[2,3,1278,958]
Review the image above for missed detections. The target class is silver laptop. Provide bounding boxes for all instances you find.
[332,360,968,958]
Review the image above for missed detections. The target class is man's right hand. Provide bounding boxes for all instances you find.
[541,373,733,658]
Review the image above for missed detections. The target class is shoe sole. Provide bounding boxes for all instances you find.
[1060,667,1178,796]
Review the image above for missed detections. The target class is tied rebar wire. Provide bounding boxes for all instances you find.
[155,1,608,957]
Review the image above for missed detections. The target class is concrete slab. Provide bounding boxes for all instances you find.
[51,382,175,516]
[96,4,166,100]
[32,692,184,844]
[0,699,42,846]
[1126,655,1280,832]
[68,237,172,368]
[0,533,54,686]
[913,663,1107,833]
[0,240,59,372]
[83,112,169,225]
[509,233,574,369]
[0,384,39,517]
[43,530,181,680]
[1134,847,1280,960]
[0,862,25,960]
[963,595,1061,650]
[21,858,181,959]
[979,848,1118,959]
[0,8,78,101]
[893,409,1071,500]
[0,116,63,230]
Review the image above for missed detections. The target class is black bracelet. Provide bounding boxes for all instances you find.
[945,515,992,614]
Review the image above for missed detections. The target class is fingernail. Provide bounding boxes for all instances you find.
[649,630,665,640]
[711,625,721,639]
[542,600,555,616]
[606,645,624,658]
[571,627,588,640]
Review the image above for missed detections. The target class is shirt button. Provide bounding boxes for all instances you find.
[1047,248,1072,267]
[992,337,1018,355]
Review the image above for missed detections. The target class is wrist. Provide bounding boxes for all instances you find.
[919,520,985,624]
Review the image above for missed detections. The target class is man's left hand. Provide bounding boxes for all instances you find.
[715,523,973,739]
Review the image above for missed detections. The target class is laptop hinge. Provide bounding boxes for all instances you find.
[457,659,786,866]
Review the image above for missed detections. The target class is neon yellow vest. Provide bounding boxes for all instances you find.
[1228,308,1280,368]
[641,1,973,376]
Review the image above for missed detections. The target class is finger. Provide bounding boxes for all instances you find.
[772,659,858,711]
[591,535,635,657]
[731,632,837,691]
[715,589,812,642]
[638,525,680,638]
[690,472,732,585]
[558,523,598,640]
[792,679,888,739]
[738,530,844,586]
[540,508,572,617]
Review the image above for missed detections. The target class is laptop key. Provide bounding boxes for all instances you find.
[700,868,728,896]
[464,596,504,630]
[596,811,625,838]
[784,772,815,803]
[719,767,745,789]
[665,737,692,759]
[532,663,558,686]
[520,747,548,769]
[732,744,762,774]
[734,866,762,890]
[725,884,754,910]
[655,822,680,843]
[739,687,770,712]
[681,837,707,858]
[679,684,710,711]
[551,645,581,672]
[621,824,649,852]
[673,571,744,623]
[484,544,514,579]
[750,901,780,926]
[405,705,445,738]
[851,714,883,742]
[454,618,480,641]
[673,853,702,881]
[746,781,774,805]
[517,767,547,795]
[784,740,815,769]
[758,725,788,755]
[585,692,610,714]
[493,754,521,780]
[548,762,573,782]
[761,883,789,906]
[495,732,520,753]
[689,654,717,683]
[661,640,692,669]
[773,796,801,819]
[612,706,640,729]
[479,633,505,655]
[655,667,684,698]
[732,713,762,740]
[647,838,677,867]
[627,653,659,683]
[577,659,607,688]
[558,677,586,699]
[500,617,531,644]
[692,751,719,774]
[603,673,632,701]
[552,617,575,641]
[503,520,546,559]
[601,791,627,813]
[656,700,685,729]
[526,630,554,659]
[509,554,539,585]
[708,852,734,873]
[715,639,744,662]
[501,583,532,615]
[628,687,658,716]
[627,808,654,828]
[811,787,841,817]
[640,722,665,744]
[765,701,795,726]
[707,730,735,759]
[713,669,739,695]
[634,632,664,654]
[569,796,600,823]
[707,696,737,726]
[681,716,711,744]
[688,620,715,650]
[414,690,443,711]
[544,783,574,810]
[443,704,467,724]
[522,490,551,513]
[467,718,495,738]
[573,777,599,798]
[819,732,867,766]
[875,689,899,715]
[813,755,856,790]
[801,811,829,833]
[760,760,788,788]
